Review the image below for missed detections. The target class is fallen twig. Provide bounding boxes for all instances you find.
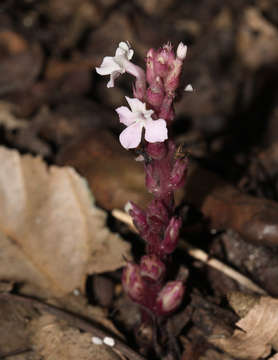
[0,348,31,359]
[112,209,267,295]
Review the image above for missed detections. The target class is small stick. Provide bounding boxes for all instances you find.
[0,348,31,359]
[0,293,146,360]
[112,209,267,295]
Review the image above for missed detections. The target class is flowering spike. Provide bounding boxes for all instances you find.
[155,281,184,315]
[122,263,145,303]
[126,201,148,234]
[97,41,193,333]
[145,163,160,195]
[160,217,182,254]
[140,254,166,282]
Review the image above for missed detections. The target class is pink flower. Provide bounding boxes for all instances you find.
[116,97,168,149]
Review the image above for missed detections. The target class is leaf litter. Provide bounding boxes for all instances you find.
[30,314,121,360]
[0,146,131,297]
[210,292,278,359]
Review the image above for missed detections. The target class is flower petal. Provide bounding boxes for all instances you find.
[119,122,144,149]
[127,49,134,60]
[125,97,146,113]
[116,42,128,56]
[116,106,137,126]
[96,57,121,75]
[116,42,134,60]
[144,118,168,143]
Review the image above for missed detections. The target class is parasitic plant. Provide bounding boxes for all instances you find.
[96,41,192,354]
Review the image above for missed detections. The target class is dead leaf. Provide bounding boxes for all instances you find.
[30,314,121,360]
[0,146,131,297]
[210,293,278,359]
[186,162,278,247]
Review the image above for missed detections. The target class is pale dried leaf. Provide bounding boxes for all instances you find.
[210,295,278,359]
[30,314,121,360]
[0,146,131,296]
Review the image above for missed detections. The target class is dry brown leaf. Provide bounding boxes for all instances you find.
[0,146,131,297]
[30,314,121,360]
[210,294,278,359]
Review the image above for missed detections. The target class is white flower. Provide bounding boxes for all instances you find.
[96,41,134,88]
[116,97,168,149]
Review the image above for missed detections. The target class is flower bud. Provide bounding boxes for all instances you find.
[140,254,166,282]
[126,201,148,234]
[160,217,182,254]
[145,163,160,195]
[164,42,187,94]
[122,263,145,303]
[146,48,157,84]
[154,43,175,78]
[176,42,187,60]
[169,157,188,190]
[155,281,184,315]
[147,199,169,232]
